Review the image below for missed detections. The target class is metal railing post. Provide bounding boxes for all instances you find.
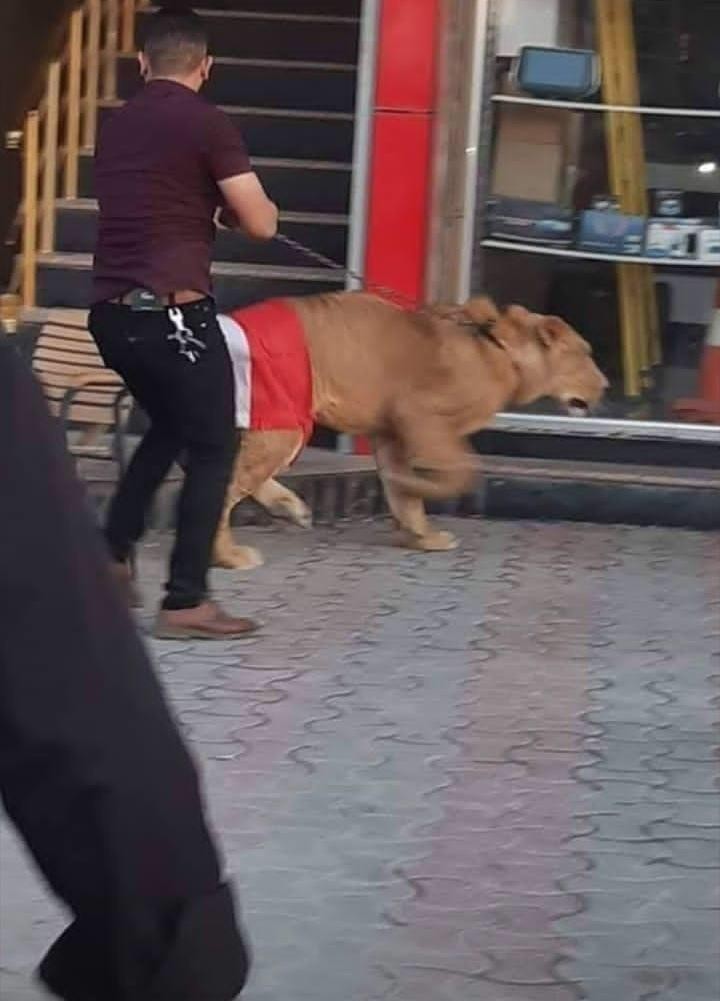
[121,0,136,54]
[345,0,380,293]
[338,0,381,454]
[103,0,120,99]
[22,112,40,307]
[83,0,102,149]
[40,61,61,253]
[64,7,84,198]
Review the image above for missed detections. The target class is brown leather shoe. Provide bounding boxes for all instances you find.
[154,601,259,640]
[109,561,143,609]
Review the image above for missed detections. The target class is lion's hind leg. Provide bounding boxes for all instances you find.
[212,430,304,570]
[252,478,312,528]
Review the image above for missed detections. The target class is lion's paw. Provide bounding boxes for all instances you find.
[396,530,459,552]
[213,545,265,571]
[273,496,313,529]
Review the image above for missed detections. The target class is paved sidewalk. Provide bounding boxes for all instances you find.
[2,519,719,1001]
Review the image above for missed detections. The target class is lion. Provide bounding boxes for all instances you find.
[212,292,608,570]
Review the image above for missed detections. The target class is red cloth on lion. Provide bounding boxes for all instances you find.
[220,299,314,445]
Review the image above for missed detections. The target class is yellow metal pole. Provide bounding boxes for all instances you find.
[22,111,40,308]
[594,0,659,398]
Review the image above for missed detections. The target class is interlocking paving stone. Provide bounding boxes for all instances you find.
[1,520,719,1001]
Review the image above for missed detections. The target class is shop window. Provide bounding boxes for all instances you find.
[473,0,720,427]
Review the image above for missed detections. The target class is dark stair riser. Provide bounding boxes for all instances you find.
[36,264,342,311]
[98,102,354,162]
[56,205,348,267]
[136,10,360,63]
[77,155,351,215]
[261,163,351,215]
[117,57,356,114]
[236,114,354,164]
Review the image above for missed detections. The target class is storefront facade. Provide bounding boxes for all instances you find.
[357,0,720,455]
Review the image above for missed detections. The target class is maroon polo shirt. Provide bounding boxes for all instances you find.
[92,79,251,303]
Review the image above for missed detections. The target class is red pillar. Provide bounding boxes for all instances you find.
[354,0,442,455]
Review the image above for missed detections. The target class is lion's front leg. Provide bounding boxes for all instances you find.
[382,407,478,502]
[374,436,458,552]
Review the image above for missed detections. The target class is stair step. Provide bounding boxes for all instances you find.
[98,99,355,162]
[77,152,352,214]
[136,8,360,62]
[36,254,344,312]
[116,55,356,113]
[55,200,349,269]
[257,158,352,215]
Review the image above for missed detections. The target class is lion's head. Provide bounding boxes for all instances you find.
[463,299,608,415]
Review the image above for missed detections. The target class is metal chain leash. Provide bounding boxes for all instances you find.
[273,231,422,311]
[274,232,486,332]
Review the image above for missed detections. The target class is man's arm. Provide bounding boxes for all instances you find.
[218,172,278,241]
[204,106,278,241]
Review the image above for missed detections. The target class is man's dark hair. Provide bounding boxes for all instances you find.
[141,7,209,77]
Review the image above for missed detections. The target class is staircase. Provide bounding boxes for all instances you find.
[33,1,361,312]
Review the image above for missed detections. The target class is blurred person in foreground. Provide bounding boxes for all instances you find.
[91,5,277,639]
[0,338,250,999]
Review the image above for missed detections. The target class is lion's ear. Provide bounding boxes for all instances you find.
[535,315,567,348]
[462,296,500,327]
[505,305,534,326]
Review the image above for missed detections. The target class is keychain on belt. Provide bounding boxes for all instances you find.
[167,306,207,364]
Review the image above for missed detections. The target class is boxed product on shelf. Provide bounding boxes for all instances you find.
[698,228,720,263]
[490,104,571,203]
[591,194,620,212]
[645,218,704,259]
[486,197,574,246]
[653,189,685,218]
[576,210,646,256]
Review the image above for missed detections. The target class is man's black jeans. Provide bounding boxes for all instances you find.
[89,298,236,609]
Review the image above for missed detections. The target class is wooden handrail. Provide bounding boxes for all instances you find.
[16,0,147,306]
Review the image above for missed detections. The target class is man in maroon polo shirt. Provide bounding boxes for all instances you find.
[90,6,277,639]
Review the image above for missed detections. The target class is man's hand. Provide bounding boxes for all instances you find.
[218,172,278,240]
[213,206,235,231]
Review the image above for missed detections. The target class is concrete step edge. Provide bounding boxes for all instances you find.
[143,7,360,24]
[36,253,344,283]
[116,53,357,71]
[77,148,353,170]
[55,199,350,227]
[98,99,354,121]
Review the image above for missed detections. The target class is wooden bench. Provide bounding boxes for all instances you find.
[31,316,132,473]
